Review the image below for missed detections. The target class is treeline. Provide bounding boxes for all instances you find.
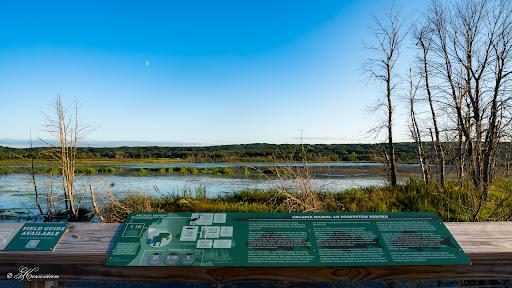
[0,143,421,162]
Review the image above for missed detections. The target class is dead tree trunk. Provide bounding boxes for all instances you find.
[417,29,445,185]
[386,62,398,186]
[408,69,430,183]
[30,133,44,218]
[44,96,91,221]
[363,6,404,186]
[426,0,512,220]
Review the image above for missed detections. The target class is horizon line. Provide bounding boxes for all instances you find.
[0,138,418,149]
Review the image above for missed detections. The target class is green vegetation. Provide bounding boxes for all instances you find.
[100,178,512,223]
[113,166,238,176]
[210,167,234,176]
[242,167,251,176]
[194,185,208,199]
[0,143,423,162]
[0,166,14,174]
[79,167,119,175]
[4,143,509,223]
[0,165,243,177]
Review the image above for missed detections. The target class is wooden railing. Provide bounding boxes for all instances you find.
[0,222,511,282]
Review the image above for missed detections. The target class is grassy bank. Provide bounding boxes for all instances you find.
[100,178,512,223]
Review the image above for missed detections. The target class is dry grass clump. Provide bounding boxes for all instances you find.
[272,164,324,212]
[266,140,338,212]
[99,192,161,223]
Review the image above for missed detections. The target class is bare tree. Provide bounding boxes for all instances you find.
[416,25,446,186]
[424,0,512,220]
[364,5,406,186]
[89,184,104,222]
[408,68,431,183]
[43,96,90,220]
[29,131,44,217]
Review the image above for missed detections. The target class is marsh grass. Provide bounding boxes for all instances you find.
[100,193,160,223]
[262,139,331,213]
[0,165,240,176]
[99,177,512,223]
[194,185,208,199]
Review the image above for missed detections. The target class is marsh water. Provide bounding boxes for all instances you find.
[0,162,418,215]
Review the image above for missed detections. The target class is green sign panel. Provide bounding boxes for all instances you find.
[4,223,68,251]
[0,223,23,250]
[106,212,470,267]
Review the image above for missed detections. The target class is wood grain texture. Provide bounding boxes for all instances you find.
[0,222,510,281]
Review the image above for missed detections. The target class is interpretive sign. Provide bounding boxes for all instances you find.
[4,223,68,251]
[106,212,470,266]
[0,223,23,250]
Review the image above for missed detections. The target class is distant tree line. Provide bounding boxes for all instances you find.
[0,143,423,162]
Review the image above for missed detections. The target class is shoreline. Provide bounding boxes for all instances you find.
[0,162,420,178]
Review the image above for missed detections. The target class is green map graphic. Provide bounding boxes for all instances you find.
[106,212,471,267]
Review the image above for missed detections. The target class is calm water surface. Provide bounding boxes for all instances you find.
[0,162,414,213]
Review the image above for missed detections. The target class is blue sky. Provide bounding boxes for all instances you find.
[0,0,428,146]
